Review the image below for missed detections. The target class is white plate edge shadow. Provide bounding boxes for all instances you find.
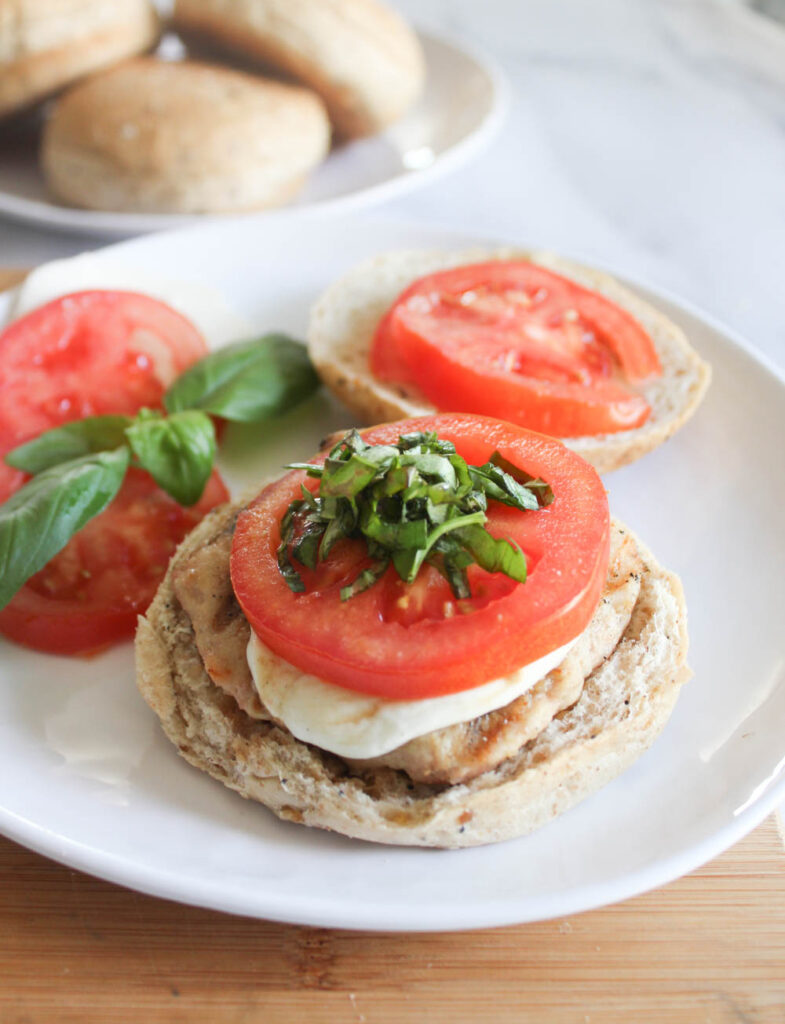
[0,221,783,931]
[0,29,509,239]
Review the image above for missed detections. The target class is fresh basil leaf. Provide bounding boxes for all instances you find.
[277,501,306,593]
[292,520,326,570]
[379,464,411,497]
[390,546,421,583]
[286,462,324,478]
[300,485,319,510]
[320,452,389,499]
[449,453,473,492]
[0,448,130,610]
[428,535,474,600]
[164,335,319,422]
[127,410,216,506]
[392,510,487,583]
[424,498,451,524]
[402,452,456,488]
[5,415,133,475]
[332,429,370,456]
[362,513,429,551]
[469,462,540,511]
[489,451,554,507]
[340,558,389,601]
[458,524,527,583]
[319,502,356,561]
[398,432,455,455]
[276,429,547,602]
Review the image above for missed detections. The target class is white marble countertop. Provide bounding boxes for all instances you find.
[1,0,783,370]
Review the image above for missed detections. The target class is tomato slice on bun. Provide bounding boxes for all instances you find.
[231,414,610,700]
[371,261,662,437]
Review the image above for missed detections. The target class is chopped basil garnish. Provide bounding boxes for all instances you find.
[277,430,552,601]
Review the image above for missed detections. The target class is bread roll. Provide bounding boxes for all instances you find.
[172,0,425,137]
[136,496,690,849]
[41,58,331,213]
[307,249,712,474]
[0,0,159,118]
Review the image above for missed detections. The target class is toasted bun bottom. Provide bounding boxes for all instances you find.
[307,248,712,474]
[136,497,690,848]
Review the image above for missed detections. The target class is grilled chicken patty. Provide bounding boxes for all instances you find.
[170,509,640,785]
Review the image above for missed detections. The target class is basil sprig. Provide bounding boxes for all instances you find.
[278,430,553,602]
[126,409,216,507]
[0,333,319,609]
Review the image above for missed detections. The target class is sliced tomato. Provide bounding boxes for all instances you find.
[0,290,208,501]
[0,290,226,656]
[0,468,229,656]
[371,261,662,437]
[231,414,610,700]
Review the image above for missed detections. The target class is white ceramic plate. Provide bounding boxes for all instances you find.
[1,215,784,932]
[0,31,505,239]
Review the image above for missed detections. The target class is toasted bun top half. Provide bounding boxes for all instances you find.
[307,248,711,474]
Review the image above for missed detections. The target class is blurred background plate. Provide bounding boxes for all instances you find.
[0,30,506,239]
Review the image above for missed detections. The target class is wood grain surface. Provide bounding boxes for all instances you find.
[1,266,784,1023]
[1,821,784,1024]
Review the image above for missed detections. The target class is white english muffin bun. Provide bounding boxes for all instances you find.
[135,495,690,850]
[171,0,425,138]
[0,0,160,119]
[307,249,712,474]
[41,58,331,214]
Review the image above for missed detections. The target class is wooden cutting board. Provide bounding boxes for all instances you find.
[1,267,783,1022]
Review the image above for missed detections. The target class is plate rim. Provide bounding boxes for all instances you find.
[0,28,509,240]
[0,220,784,931]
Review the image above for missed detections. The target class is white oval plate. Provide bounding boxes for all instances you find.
[0,31,505,239]
[0,215,784,932]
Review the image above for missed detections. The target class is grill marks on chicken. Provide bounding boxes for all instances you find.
[349,525,642,784]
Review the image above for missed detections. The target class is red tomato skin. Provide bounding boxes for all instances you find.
[0,469,229,656]
[370,262,662,438]
[0,290,207,456]
[231,414,610,700]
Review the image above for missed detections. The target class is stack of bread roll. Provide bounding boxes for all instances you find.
[0,0,425,214]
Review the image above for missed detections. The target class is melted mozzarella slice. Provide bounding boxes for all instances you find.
[8,253,252,346]
[247,631,579,760]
